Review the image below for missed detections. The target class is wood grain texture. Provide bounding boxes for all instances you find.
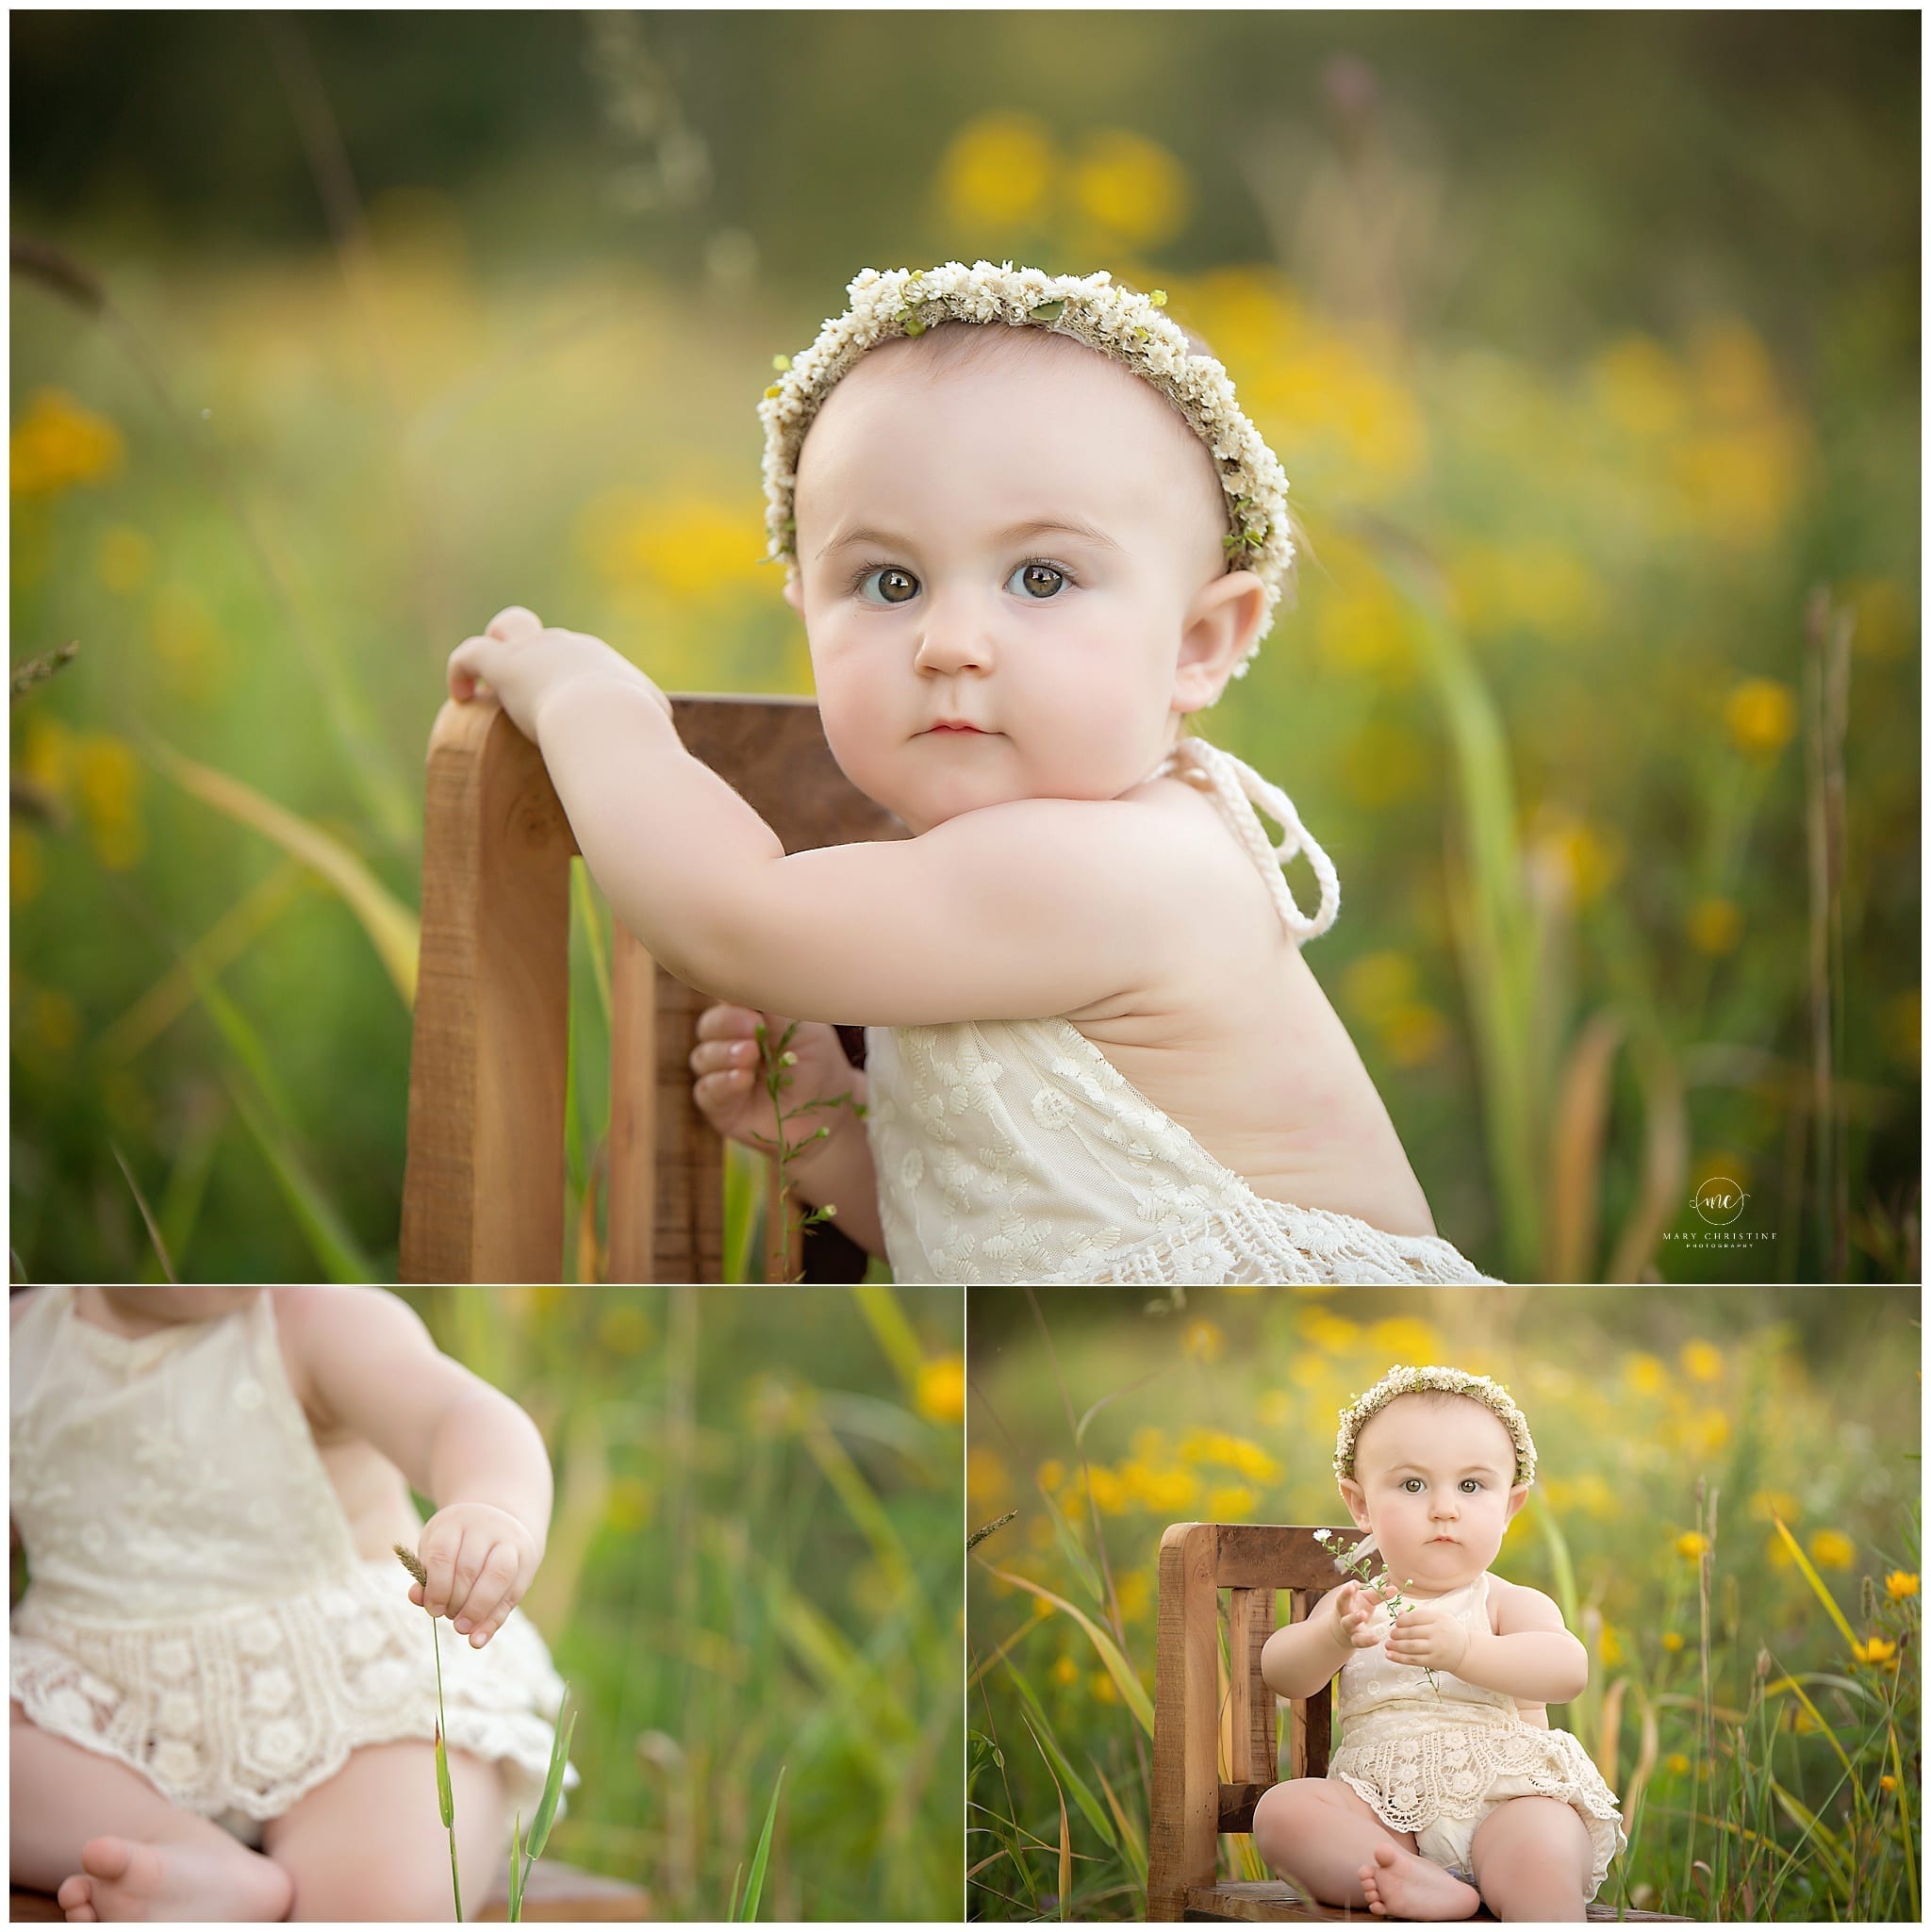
[1148,1524,1223,1921]
[1227,1587,1278,1785]
[402,700,573,1283]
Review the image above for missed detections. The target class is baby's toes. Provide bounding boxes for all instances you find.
[56,1874,91,1912]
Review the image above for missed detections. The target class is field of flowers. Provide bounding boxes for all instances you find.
[966,1285,1919,1921]
[10,15,1918,1282]
[403,1282,964,1922]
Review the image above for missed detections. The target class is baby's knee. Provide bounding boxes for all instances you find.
[1251,1778,1335,1862]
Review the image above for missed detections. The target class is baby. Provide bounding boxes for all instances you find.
[447,260,1498,1286]
[10,1285,571,1923]
[1252,1365,1626,1921]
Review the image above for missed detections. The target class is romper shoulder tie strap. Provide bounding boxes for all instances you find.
[1144,735,1341,944]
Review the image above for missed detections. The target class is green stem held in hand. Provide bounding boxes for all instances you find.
[397,1544,464,1921]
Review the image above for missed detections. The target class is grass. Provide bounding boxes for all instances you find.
[407,1284,964,1922]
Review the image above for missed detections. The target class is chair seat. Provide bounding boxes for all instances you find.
[10,1859,648,1924]
[1182,1879,1690,1922]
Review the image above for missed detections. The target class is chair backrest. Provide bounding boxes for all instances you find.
[1147,1522,1346,1921]
[400,693,903,1283]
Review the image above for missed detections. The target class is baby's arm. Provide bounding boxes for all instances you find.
[1260,1577,1393,1700]
[278,1287,553,1647]
[448,613,1203,1027]
[1390,1580,1588,1705]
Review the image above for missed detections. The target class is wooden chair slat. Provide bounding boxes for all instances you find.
[1227,1586,1277,1785]
[403,692,903,1283]
[403,701,574,1284]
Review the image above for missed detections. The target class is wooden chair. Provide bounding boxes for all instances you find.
[10,1861,645,1922]
[401,693,903,1283]
[1147,1523,1687,1923]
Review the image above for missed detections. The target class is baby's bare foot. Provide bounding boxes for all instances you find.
[1358,1841,1482,1921]
[56,1836,292,1923]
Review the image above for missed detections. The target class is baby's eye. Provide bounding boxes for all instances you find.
[852,563,919,605]
[1401,1478,1425,1494]
[1007,559,1070,599]
[1461,1478,1482,1494]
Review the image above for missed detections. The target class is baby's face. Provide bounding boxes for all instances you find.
[1339,1395,1527,1596]
[784,330,1265,834]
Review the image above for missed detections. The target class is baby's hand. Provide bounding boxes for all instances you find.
[689,1003,860,1168]
[1384,1598,1472,1672]
[447,606,672,744]
[409,1502,540,1648]
[1330,1576,1399,1648]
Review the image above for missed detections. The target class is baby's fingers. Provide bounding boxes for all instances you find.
[447,635,498,703]
[487,605,543,641]
[452,1544,523,1647]
[696,1001,772,1043]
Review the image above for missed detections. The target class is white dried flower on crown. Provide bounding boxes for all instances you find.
[1332,1364,1538,1489]
[756,260,1296,674]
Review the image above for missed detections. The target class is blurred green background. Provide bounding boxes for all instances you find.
[966,1283,1920,1919]
[403,1281,963,1921]
[9,11,1919,1282]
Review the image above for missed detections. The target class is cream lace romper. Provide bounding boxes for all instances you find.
[863,736,1500,1286]
[1329,1571,1626,1900]
[9,1287,572,1844]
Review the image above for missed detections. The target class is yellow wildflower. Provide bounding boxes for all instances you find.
[10,388,124,498]
[1090,1670,1119,1705]
[1070,128,1191,247]
[1675,1532,1708,1560]
[1182,1320,1225,1365]
[967,1445,1011,1510]
[1851,1635,1898,1668]
[1724,679,1797,759]
[937,111,1055,228]
[1052,1655,1080,1688]
[1661,1631,1684,1653]
[1036,1459,1065,1494]
[1679,1340,1725,1383]
[1884,1571,1918,1600]
[915,1354,966,1425]
[1665,1752,1692,1776]
[1624,1353,1666,1395]
[1208,1485,1257,1520]
[1687,897,1743,955]
[1808,1529,1856,1571]
[1880,1775,1898,1794]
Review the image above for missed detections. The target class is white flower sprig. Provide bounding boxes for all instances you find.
[756,260,1296,674]
[1312,1527,1443,1697]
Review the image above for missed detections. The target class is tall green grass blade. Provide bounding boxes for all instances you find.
[506,1812,524,1923]
[223,1072,374,1281]
[109,1141,176,1283]
[853,1283,927,1397]
[734,1764,784,1920]
[146,735,420,1004]
[1889,1722,1918,1922]
[1002,1661,1116,1851]
[1768,1517,1860,1651]
[979,1560,1153,1736]
[525,1698,575,1862]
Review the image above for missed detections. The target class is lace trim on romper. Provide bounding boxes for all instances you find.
[8,1288,573,1833]
[863,736,1500,1286]
[1328,1573,1627,1900]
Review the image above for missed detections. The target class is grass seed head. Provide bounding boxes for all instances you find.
[394,1542,429,1587]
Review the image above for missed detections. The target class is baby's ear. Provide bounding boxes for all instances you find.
[1173,570,1267,714]
[1337,1476,1370,1530]
[782,571,805,617]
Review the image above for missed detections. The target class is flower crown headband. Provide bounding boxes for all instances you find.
[756,260,1296,674]
[1332,1364,1538,1491]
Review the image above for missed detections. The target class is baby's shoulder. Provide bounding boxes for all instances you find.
[9,1284,48,1329]
[1487,1573,1566,1636]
